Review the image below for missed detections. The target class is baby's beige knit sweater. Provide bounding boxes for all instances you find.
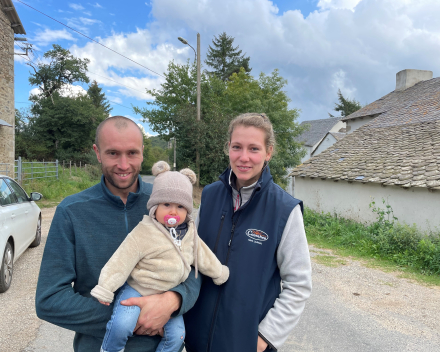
[91,215,229,303]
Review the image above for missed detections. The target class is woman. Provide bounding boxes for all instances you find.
[184,113,312,352]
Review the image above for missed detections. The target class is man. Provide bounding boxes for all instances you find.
[36,116,201,351]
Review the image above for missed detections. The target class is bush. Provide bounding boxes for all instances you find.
[303,201,440,276]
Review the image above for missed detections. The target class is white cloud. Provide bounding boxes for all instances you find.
[137,123,155,137]
[69,3,85,11]
[58,0,440,122]
[79,17,101,25]
[31,28,77,46]
[29,85,87,99]
[146,0,440,120]
[317,0,363,11]
[83,11,92,16]
[92,2,103,8]
[107,96,123,104]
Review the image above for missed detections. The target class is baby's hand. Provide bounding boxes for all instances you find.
[99,301,110,306]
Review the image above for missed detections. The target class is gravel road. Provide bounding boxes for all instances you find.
[1,206,440,351]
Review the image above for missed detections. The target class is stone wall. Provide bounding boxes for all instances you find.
[0,9,15,177]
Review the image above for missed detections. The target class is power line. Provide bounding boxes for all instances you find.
[18,37,150,97]
[15,0,166,78]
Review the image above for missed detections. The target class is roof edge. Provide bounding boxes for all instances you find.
[1,0,26,35]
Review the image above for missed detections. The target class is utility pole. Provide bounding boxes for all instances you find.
[173,138,177,171]
[177,34,202,187]
[196,33,201,187]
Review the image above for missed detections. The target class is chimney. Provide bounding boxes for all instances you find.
[395,69,433,91]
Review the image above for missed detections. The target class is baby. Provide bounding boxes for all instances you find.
[91,161,229,352]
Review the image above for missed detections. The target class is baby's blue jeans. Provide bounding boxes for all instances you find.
[101,283,185,352]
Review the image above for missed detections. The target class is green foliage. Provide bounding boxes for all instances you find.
[141,136,169,174]
[87,80,112,117]
[134,62,304,186]
[329,89,362,118]
[205,32,251,81]
[19,45,111,163]
[225,68,306,187]
[28,44,90,99]
[22,164,101,207]
[28,92,106,162]
[149,135,168,149]
[303,201,440,276]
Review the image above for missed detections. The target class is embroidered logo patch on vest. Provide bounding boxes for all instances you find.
[246,229,269,244]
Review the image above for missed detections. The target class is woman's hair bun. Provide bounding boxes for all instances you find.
[180,168,196,185]
[152,161,170,176]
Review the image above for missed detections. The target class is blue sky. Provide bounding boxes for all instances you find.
[13,0,440,136]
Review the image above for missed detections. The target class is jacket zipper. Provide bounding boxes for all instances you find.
[206,171,262,351]
[124,205,128,234]
[213,214,225,254]
[206,213,241,352]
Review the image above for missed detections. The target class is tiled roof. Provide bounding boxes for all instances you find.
[290,77,440,190]
[296,117,341,147]
[329,132,346,141]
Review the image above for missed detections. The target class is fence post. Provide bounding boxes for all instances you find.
[18,157,22,185]
[70,160,72,177]
[45,161,47,177]
[31,161,34,180]
[80,161,81,169]
[56,160,59,180]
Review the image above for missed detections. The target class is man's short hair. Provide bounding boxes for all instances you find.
[95,116,144,149]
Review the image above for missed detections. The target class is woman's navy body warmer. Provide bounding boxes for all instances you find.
[184,167,303,352]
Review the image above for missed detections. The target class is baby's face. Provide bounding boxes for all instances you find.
[156,203,187,227]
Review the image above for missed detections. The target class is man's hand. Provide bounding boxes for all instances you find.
[121,291,182,336]
[257,336,268,352]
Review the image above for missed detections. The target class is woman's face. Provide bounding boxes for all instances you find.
[229,125,273,189]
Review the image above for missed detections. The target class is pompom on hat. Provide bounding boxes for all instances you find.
[147,161,196,214]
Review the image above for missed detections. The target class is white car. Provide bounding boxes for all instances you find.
[0,175,42,293]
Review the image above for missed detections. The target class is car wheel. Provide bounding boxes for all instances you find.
[29,214,42,248]
[0,242,14,293]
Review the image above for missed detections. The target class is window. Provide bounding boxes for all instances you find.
[0,179,15,206]
[5,179,28,204]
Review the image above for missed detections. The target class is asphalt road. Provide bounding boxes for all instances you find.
[2,175,439,351]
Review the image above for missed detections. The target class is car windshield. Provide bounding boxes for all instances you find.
[5,179,28,203]
[0,179,15,205]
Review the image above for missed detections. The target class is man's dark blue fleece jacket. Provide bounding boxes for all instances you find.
[35,175,201,352]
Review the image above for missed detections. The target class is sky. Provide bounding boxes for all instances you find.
[12,0,440,136]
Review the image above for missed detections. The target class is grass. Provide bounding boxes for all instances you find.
[21,165,101,208]
[304,206,440,286]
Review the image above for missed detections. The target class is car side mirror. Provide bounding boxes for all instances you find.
[30,192,43,201]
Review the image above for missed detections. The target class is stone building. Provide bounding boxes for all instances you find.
[290,69,440,231]
[0,0,25,177]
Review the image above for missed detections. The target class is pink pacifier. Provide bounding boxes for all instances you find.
[164,215,180,226]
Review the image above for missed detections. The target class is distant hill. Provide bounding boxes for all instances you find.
[149,135,168,149]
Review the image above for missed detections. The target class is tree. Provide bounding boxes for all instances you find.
[224,68,306,186]
[29,92,106,161]
[87,80,112,117]
[28,44,90,102]
[205,32,251,81]
[135,62,305,187]
[329,89,362,117]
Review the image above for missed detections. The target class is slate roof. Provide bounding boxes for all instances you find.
[296,117,341,147]
[329,132,346,141]
[290,77,440,190]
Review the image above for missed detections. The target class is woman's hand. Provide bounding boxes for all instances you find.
[98,300,110,306]
[257,336,268,352]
